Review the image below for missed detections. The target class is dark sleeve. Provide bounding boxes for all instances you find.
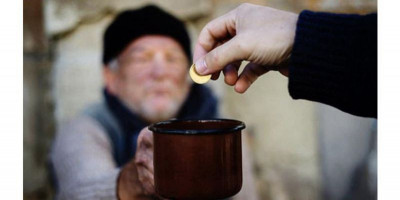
[288,10,377,118]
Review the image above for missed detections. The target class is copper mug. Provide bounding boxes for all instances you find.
[149,119,245,200]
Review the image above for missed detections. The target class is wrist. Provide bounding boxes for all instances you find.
[286,12,299,54]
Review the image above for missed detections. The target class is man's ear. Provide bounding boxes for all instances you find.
[103,66,118,95]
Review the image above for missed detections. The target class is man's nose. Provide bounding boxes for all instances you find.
[150,54,168,78]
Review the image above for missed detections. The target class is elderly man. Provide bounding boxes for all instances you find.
[51,5,257,200]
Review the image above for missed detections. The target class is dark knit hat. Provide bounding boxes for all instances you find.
[102,5,192,65]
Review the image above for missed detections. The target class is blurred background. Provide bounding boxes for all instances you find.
[23,0,377,199]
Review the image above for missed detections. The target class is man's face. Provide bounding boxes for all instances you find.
[105,35,191,123]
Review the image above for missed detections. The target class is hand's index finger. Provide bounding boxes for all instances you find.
[193,9,237,62]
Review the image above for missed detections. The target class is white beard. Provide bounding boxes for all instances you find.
[125,83,189,123]
[140,97,182,123]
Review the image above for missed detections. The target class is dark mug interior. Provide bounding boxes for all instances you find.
[149,119,245,200]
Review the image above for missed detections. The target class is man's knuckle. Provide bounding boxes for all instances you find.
[239,3,250,9]
[209,51,219,66]
[235,39,250,58]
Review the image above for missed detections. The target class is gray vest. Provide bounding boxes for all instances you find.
[84,102,126,166]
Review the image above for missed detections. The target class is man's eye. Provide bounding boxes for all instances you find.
[167,57,177,62]
[167,56,182,63]
[133,56,150,63]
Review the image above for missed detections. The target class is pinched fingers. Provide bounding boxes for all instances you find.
[194,36,249,76]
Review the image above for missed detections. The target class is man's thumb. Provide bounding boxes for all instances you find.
[194,37,248,75]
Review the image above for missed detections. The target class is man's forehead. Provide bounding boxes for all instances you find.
[126,35,184,52]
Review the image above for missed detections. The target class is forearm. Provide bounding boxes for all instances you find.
[56,168,120,200]
[288,11,377,118]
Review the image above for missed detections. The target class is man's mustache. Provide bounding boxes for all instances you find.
[144,80,177,92]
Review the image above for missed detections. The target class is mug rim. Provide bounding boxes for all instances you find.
[148,118,245,135]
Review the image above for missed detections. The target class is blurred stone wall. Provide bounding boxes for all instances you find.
[23,0,377,199]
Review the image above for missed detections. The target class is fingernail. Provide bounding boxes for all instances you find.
[195,59,207,75]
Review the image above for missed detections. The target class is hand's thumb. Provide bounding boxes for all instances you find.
[194,37,249,75]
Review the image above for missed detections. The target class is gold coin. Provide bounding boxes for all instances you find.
[189,64,211,84]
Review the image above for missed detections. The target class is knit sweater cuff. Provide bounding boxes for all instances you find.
[288,10,377,117]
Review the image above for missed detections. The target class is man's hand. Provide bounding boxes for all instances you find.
[193,3,298,93]
[134,128,155,195]
[117,128,156,200]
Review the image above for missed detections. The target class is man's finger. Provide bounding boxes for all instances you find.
[137,166,155,194]
[211,71,221,80]
[141,166,154,186]
[135,149,153,172]
[223,61,241,86]
[234,62,270,93]
[195,36,249,75]
[137,128,153,151]
[193,8,236,62]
